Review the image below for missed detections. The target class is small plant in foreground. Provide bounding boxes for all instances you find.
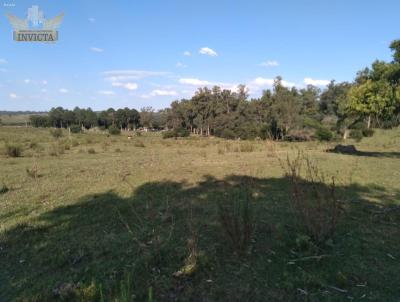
[217,191,253,253]
[283,152,341,244]
[5,144,22,157]
[50,128,63,138]
[87,148,96,154]
[48,144,65,156]
[0,183,9,194]
[26,164,40,179]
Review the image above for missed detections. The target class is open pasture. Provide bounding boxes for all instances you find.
[1,127,400,301]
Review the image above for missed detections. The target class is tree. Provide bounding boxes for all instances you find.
[140,107,155,128]
[347,80,395,128]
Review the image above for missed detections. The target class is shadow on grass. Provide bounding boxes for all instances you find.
[328,148,400,158]
[1,175,400,301]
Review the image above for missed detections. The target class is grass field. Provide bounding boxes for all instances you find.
[0,114,32,126]
[1,127,400,301]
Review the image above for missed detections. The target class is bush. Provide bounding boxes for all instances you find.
[349,129,363,141]
[220,129,236,140]
[69,125,82,134]
[175,127,190,137]
[315,128,333,141]
[50,128,63,138]
[162,128,190,139]
[87,148,96,154]
[108,126,121,135]
[283,152,341,244]
[0,183,9,194]
[285,129,313,142]
[5,144,22,157]
[162,130,175,139]
[48,144,65,156]
[217,190,253,254]
[362,128,374,137]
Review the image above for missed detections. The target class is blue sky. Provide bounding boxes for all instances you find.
[0,0,399,111]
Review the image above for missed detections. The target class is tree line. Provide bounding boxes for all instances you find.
[30,40,400,140]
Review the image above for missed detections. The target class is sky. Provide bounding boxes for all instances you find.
[0,0,399,111]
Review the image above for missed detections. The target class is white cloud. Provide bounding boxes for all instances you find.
[41,88,47,93]
[250,77,296,88]
[112,82,138,90]
[88,17,96,23]
[183,51,191,56]
[176,62,187,68]
[24,79,31,84]
[59,88,69,93]
[252,77,275,86]
[259,60,279,67]
[199,47,218,57]
[150,89,177,96]
[303,77,330,86]
[99,90,115,95]
[90,47,104,53]
[103,70,169,81]
[179,78,211,86]
[0,59,7,64]
[42,80,48,85]
[9,93,17,99]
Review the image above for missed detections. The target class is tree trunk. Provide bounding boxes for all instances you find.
[367,115,372,129]
[343,129,350,140]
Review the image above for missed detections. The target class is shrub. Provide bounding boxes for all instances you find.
[0,183,9,194]
[220,129,236,140]
[217,191,253,253]
[285,129,313,142]
[162,130,175,139]
[48,144,65,156]
[26,164,39,179]
[108,126,121,135]
[50,128,63,138]
[362,128,374,137]
[162,128,190,139]
[175,127,190,137]
[259,124,270,140]
[5,144,22,157]
[29,141,39,149]
[349,129,363,141]
[315,128,333,141]
[283,152,341,244]
[69,124,82,134]
[87,148,96,154]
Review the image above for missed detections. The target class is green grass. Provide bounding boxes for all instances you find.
[1,127,400,301]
